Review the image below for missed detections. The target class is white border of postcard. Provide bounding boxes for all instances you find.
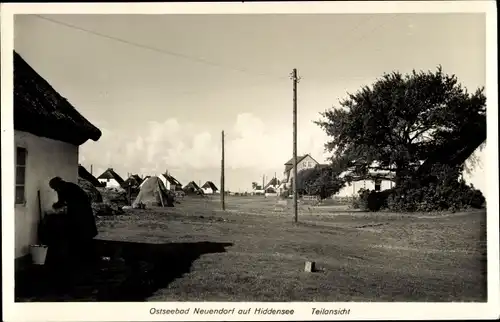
[2,1,499,321]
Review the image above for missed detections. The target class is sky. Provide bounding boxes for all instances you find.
[13,13,486,192]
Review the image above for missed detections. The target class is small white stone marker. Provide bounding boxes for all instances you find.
[304,261,316,272]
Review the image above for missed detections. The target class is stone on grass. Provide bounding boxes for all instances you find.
[304,261,316,273]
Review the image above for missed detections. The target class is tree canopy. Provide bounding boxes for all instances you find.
[316,66,486,185]
[296,165,345,199]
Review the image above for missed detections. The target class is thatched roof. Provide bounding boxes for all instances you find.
[97,168,125,185]
[78,165,102,187]
[162,173,182,187]
[201,181,218,191]
[264,178,279,189]
[13,51,102,146]
[184,181,203,193]
[131,174,143,183]
[122,174,143,188]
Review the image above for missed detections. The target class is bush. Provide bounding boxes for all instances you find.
[467,185,486,208]
[386,164,486,212]
[352,188,375,211]
[349,195,362,209]
[349,163,486,213]
[97,187,129,207]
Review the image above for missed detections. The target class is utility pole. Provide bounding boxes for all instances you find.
[90,164,93,175]
[290,68,300,223]
[221,130,225,210]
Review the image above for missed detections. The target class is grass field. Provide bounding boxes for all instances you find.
[89,195,487,302]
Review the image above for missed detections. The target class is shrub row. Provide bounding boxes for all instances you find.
[349,164,485,212]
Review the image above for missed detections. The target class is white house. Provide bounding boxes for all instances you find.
[201,181,219,194]
[251,183,265,195]
[336,162,395,197]
[336,178,394,197]
[159,172,183,192]
[264,178,279,197]
[13,51,102,262]
[97,168,125,189]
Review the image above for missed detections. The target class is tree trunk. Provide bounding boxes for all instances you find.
[394,161,410,188]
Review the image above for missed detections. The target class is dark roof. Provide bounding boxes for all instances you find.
[264,177,280,189]
[201,181,218,191]
[265,186,277,193]
[184,181,202,191]
[131,174,143,183]
[284,154,319,173]
[284,155,307,173]
[162,173,182,186]
[284,155,308,165]
[97,168,125,184]
[13,51,102,146]
[122,174,143,188]
[78,165,102,187]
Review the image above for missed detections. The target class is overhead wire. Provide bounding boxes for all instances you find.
[32,14,288,82]
[30,14,399,100]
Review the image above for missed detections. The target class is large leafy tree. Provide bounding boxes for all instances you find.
[316,66,486,185]
[296,168,320,195]
[296,165,345,199]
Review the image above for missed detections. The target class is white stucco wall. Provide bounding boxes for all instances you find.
[336,179,394,197]
[15,130,79,258]
[98,178,121,189]
[159,175,178,191]
[202,188,214,194]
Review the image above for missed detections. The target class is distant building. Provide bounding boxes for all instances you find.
[201,181,219,195]
[264,177,280,197]
[251,183,264,195]
[97,168,125,188]
[78,164,103,187]
[122,174,143,189]
[183,181,204,195]
[264,177,280,192]
[281,154,320,191]
[13,51,102,260]
[158,172,183,192]
[336,162,395,197]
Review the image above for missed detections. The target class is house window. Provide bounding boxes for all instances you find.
[15,147,27,205]
[107,178,110,182]
[302,162,307,167]
[374,179,382,192]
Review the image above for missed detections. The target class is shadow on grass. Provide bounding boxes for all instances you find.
[15,239,233,302]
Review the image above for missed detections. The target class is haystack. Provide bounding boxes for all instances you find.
[78,178,103,203]
[92,202,125,217]
[133,176,175,208]
[97,186,129,207]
